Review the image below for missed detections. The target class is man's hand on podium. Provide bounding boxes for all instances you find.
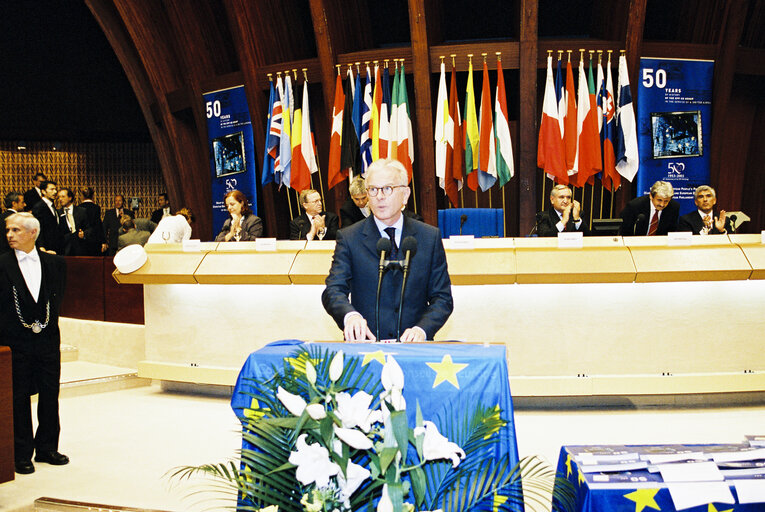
[400,326,426,343]
[344,313,375,342]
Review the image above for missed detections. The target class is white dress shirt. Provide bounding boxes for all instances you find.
[15,248,42,302]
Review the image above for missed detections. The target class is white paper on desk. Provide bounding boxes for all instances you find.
[667,231,693,246]
[735,479,765,503]
[182,239,201,252]
[558,231,583,248]
[449,235,476,249]
[577,452,640,463]
[667,482,734,510]
[642,452,709,464]
[658,461,724,482]
[712,447,765,463]
[255,237,277,251]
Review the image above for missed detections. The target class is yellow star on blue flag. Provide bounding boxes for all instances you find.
[492,492,508,511]
[360,350,389,366]
[426,354,468,389]
[565,454,573,477]
[708,505,733,512]
[623,489,661,512]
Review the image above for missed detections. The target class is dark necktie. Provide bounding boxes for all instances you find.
[647,211,659,236]
[384,227,398,259]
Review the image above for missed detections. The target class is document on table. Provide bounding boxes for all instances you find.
[667,482,734,510]
[734,479,765,504]
[657,461,724,482]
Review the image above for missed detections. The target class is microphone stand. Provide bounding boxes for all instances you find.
[395,249,412,343]
[375,249,387,343]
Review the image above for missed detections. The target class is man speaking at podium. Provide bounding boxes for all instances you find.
[322,159,453,343]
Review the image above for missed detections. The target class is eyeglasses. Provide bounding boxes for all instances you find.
[367,185,407,197]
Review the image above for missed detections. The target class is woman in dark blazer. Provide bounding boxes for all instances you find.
[214,190,263,242]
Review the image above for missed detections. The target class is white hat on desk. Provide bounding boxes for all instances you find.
[114,244,148,274]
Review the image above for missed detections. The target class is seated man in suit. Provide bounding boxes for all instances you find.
[678,185,731,235]
[536,184,590,236]
[56,188,88,256]
[619,180,680,236]
[289,189,339,241]
[117,216,151,250]
[322,158,453,343]
[339,176,371,227]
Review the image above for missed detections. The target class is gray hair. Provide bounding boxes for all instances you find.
[349,176,367,196]
[6,212,41,241]
[550,184,571,199]
[694,185,716,199]
[365,158,408,186]
[650,181,674,199]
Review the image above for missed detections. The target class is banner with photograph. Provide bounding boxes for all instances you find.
[637,58,714,214]
[203,85,258,238]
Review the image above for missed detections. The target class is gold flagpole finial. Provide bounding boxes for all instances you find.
[292,68,297,80]
[439,55,445,64]
[450,53,456,67]
[496,51,502,62]
[597,50,602,64]
[467,53,473,65]
[620,49,626,54]
[355,61,361,73]
[607,49,613,64]
[384,59,389,68]
[547,49,553,56]
[267,73,273,81]
[481,52,487,63]
[557,50,563,60]
[335,64,341,75]
[302,68,308,81]
[566,49,572,62]
[276,71,282,77]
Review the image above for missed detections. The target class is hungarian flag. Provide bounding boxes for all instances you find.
[564,59,577,177]
[477,59,497,191]
[615,54,639,182]
[495,57,514,188]
[447,62,463,206]
[538,55,567,183]
[327,72,345,190]
[395,64,414,181]
[464,59,480,191]
[599,55,620,191]
[435,61,451,199]
[572,54,601,187]
[261,78,277,186]
[278,74,293,189]
[379,66,391,158]
[340,68,361,182]
[371,64,382,160]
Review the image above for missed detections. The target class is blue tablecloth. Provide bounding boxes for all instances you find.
[231,340,519,470]
[555,444,765,512]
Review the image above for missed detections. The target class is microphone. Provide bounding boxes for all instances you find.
[528,211,545,236]
[729,214,737,233]
[459,214,468,235]
[375,237,391,342]
[634,213,646,236]
[395,236,418,343]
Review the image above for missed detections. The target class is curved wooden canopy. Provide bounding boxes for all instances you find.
[84,0,765,239]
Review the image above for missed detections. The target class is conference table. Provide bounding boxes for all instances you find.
[555,444,765,512]
[231,339,520,471]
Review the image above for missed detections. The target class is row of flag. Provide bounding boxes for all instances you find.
[537,51,639,192]
[326,61,416,190]
[261,71,319,192]
[434,55,515,207]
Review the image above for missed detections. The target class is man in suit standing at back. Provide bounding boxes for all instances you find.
[31,180,63,254]
[102,194,134,255]
[322,159,453,342]
[23,173,46,212]
[619,180,680,236]
[1,212,69,474]
[150,192,171,225]
[78,187,105,256]
[56,188,88,256]
[1,192,26,254]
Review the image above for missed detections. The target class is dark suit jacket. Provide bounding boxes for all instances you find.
[103,208,134,255]
[322,215,453,340]
[79,201,105,255]
[0,209,19,253]
[57,205,89,256]
[290,211,339,240]
[23,188,42,212]
[0,250,66,353]
[150,207,170,225]
[677,210,732,235]
[214,213,264,241]
[339,198,367,228]
[619,195,680,236]
[536,209,591,237]
[31,200,64,254]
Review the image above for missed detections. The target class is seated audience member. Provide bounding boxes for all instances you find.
[147,207,194,244]
[619,180,680,236]
[150,192,171,224]
[290,189,339,241]
[103,194,134,255]
[120,218,156,235]
[1,191,26,253]
[340,177,371,227]
[56,188,88,256]
[536,184,590,236]
[78,187,105,256]
[214,190,263,242]
[117,215,151,250]
[678,185,731,235]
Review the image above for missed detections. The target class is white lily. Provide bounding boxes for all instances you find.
[288,434,340,487]
[329,351,344,382]
[305,360,317,385]
[305,403,327,420]
[335,390,382,432]
[376,484,393,512]
[276,386,306,417]
[413,421,466,468]
[381,355,404,391]
[334,425,373,450]
[336,460,371,502]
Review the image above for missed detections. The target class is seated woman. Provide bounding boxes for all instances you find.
[215,190,263,242]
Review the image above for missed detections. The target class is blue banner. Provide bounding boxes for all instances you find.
[203,86,258,238]
[637,58,714,215]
